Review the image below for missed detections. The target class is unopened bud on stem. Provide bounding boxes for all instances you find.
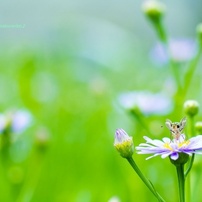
[114,129,134,158]
[142,0,165,23]
[142,0,167,42]
[184,100,199,117]
[195,122,202,134]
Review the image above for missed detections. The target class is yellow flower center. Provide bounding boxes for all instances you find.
[163,143,173,150]
[163,140,190,151]
[177,140,190,148]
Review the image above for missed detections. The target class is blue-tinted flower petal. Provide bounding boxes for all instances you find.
[170,152,179,160]
[136,134,202,160]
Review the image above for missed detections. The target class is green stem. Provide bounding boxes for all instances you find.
[152,15,188,112]
[170,60,183,90]
[185,116,195,202]
[129,109,152,136]
[154,21,177,84]
[16,149,45,202]
[0,130,12,169]
[154,21,167,43]
[154,20,183,105]
[151,16,185,115]
[187,116,195,139]
[183,47,202,97]
[176,164,185,202]
[185,154,195,178]
[127,157,165,202]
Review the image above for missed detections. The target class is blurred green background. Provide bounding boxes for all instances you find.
[1,0,202,201]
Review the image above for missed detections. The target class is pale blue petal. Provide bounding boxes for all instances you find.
[143,136,164,147]
[161,152,172,158]
[162,137,171,143]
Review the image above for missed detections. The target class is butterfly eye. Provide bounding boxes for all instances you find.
[177,125,180,128]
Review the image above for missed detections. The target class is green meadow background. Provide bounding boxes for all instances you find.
[1,0,202,201]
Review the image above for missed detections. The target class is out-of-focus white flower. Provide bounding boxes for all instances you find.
[150,39,196,65]
[170,39,196,61]
[12,110,32,133]
[108,196,121,202]
[0,109,32,134]
[118,91,173,115]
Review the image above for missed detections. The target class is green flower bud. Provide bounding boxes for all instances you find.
[35,127,50,151]
[114,129,134,158]
[142,0,165,23]
[169,153,189,166]
[195,121,202,134]
[184,100,199,117]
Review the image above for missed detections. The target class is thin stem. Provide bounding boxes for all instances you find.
[0,130,12,168]
[151,15,186,116]
[127,157,165,202]
[170,60,183,90]
[155,20,184,105]
[183,47,202,97]
[154,21,180,85]
[185,154,195,178]
[185,116,195,202]
[185,154,195,202]
[154,21,167,43]
[16,149,45,202]
[188,116,195,138]
[176,164,185,202]
[129,109,152,136]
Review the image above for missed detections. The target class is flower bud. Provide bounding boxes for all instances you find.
[114,129,134,158]
[35,127,50,151]
[142,0,165,23]
[195,121,202,134]
[184,100,199,117]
